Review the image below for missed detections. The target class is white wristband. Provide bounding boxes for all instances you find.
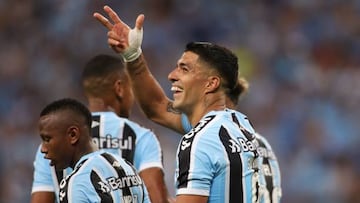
[122,27,143,62]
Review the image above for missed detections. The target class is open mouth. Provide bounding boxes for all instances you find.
[171,86,183,96]
[44,156,54,166]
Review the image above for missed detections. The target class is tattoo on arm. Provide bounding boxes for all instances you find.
[167,102,181,114]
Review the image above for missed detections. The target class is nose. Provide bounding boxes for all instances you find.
[40,144,48,154]
[168,68,178,83]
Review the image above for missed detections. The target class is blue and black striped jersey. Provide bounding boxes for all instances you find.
[176,110,257,202]
[32,111,162,202]
[58,151,149,203]
[255,134,282,203]
[180,109,282,203]
[90,112,163,171]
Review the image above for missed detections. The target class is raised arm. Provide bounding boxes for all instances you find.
[94,6,185,134]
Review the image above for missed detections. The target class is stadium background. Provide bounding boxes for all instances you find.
[0,0,359,202]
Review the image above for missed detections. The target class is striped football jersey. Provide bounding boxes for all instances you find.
[180,109,282,203]
[58,151,149,203]
[32,111,162,202]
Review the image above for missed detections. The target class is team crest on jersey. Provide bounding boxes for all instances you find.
[180,115,215,151]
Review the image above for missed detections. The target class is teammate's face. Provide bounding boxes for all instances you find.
[168,51,211,113]
[39,113,74,170]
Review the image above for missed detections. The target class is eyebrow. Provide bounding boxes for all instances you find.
[178,61,187,67]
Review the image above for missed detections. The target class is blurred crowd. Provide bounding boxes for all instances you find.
[0,0,359,202]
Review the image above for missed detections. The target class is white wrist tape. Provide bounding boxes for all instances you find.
[122,27,143,62]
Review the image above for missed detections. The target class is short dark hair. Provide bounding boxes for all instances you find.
[40,98,92,129]
[82,54,125,96]
[185,42,239,92]
[82,54,125,80]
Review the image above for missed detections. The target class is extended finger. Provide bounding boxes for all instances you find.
[104,5,126,26]
[93,12,113,30]
[135,14,145,30]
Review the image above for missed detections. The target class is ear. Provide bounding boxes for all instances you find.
[113,79,124,99]
[205,76,221,93]
[67,126,80,145]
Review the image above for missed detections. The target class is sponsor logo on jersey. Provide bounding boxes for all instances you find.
[228,139,242,153]
[92,135,133,150]
[229,137,258,154]
[102,175,143,190]
[98,180,111,193]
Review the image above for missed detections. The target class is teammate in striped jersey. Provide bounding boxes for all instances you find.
[37,98,149,202]
[31,55,171,203]
[94,5,281,202]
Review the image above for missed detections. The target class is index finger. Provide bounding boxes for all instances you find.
[104,5,127,27]
[93,12,113,30]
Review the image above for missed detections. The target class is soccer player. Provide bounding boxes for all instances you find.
[38,98,149,202]
[180,78,282,203]
[31,55,171,203]
[94,6,261,203]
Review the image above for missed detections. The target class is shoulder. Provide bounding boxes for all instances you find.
[70,153,130,180]
[255,133,272,149]
[180,112,233,151]
[124,118,157,138]
[123,117,151,131]
[225,108,256,134]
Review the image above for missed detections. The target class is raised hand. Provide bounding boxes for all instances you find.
[94,5,145,62]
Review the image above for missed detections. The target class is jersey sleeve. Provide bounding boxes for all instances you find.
[31,144,55,193]
[134,129,164,172]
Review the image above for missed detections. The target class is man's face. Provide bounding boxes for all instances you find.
[39,113,73,170]
[168,51,211,113]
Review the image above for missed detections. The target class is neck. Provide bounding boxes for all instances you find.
[88,97,113,113]
[71,139,98,169]
[187,94,226,126]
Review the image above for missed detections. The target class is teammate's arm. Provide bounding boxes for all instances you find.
[31,192,55,203]
[139,167,170,203]
[176,195,208,203]
[135,129,174,203]
[93,5,185,134]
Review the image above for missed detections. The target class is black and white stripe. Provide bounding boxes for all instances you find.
[219,126,244,203]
